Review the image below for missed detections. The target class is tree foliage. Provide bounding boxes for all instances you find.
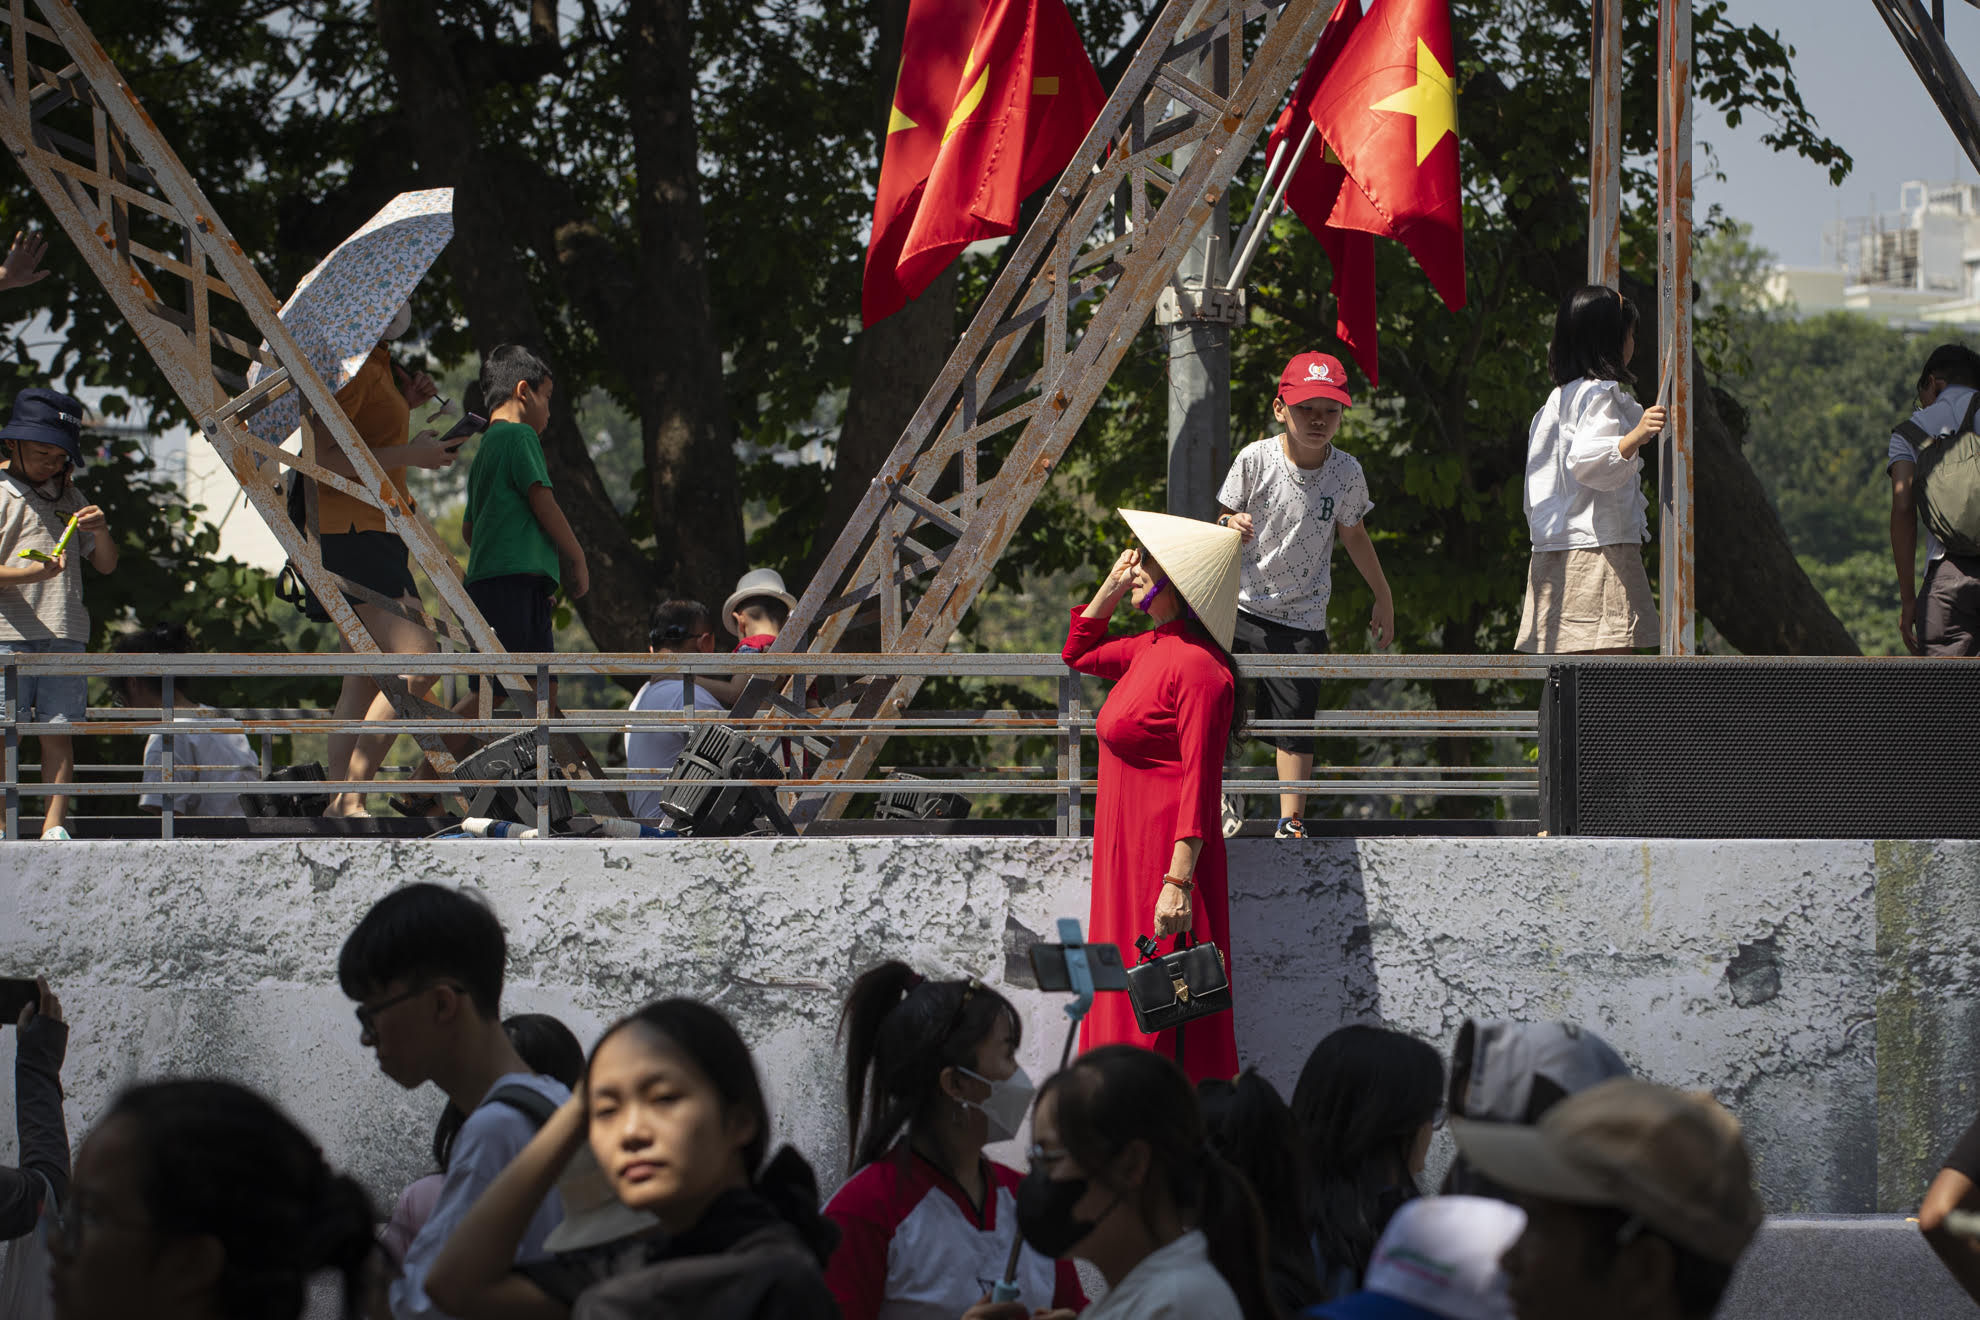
[0,2,1852,695]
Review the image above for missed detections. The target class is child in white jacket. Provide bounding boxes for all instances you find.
[1516,285,1667,653]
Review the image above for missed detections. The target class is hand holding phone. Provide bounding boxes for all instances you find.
[438,411,488,447]
[0,975,40,1025]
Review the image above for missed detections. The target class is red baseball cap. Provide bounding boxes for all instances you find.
[1279,351,1353,408]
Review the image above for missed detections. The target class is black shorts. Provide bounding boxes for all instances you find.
[302,531,419,622]
[1231,609,1329,753]
[465,574,555,695]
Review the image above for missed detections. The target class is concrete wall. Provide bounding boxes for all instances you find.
[0,837,1973,1217]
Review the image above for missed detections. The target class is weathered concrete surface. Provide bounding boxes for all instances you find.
[0,837,1968,1217]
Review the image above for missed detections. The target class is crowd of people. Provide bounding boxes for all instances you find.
[0,274,1973,834]
[17,879,1980,1319]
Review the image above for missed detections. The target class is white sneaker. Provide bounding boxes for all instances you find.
[41,826,70,840]
[1221,794,1243,838]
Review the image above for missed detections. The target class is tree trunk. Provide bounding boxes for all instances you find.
[1619,273,1859,655]
[1462,68,1857,657]
[624,0,748,614]
[371,0,654,653]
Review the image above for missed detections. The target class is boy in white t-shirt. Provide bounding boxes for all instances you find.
[1216,351,1394,839]
[113,624,258,817]
[625,598,729,819]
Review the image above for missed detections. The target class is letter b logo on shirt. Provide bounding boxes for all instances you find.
[1318,495,1335,521]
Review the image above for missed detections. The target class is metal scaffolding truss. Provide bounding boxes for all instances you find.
[0,0,621,809]
[739,0,1335,819]
[1874,0,1980,174]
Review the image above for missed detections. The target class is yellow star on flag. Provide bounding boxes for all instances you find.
[1369,38,1456,166]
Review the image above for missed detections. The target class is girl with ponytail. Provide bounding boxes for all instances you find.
[426,998,839,1319]
[825,962,1084,1320]
[47,1079,377,1320]
[1019,1046,1275,1320]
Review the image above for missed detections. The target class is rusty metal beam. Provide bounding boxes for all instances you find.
[1874,0,1980,174]
[1657,0,1695,655]
[746,0,1334,822]
[0,0,624,814]
[1588,0,1621,287]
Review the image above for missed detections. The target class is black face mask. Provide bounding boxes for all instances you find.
[1016,1167,1109,1258]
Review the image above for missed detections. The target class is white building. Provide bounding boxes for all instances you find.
[1767,180,1980,330]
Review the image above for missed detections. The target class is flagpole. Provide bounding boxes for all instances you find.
[1228,137,1290,280]
[1227,122,1319,290]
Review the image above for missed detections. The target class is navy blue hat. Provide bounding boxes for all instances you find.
[0,388,84,464]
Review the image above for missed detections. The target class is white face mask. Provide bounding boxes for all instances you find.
[382,301,412,340]
[957,1064,1035,1144]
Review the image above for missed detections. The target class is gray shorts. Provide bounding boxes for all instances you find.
[0,638,87,723]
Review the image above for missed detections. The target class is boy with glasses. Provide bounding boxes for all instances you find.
[624,598,729,820]
[339,883,566,1320]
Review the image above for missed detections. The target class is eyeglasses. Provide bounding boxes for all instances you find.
[353,981,460,1035]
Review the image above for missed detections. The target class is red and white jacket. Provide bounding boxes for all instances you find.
[824,1148,1087,1320]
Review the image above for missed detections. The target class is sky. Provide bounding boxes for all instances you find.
[1698,0,1980,267]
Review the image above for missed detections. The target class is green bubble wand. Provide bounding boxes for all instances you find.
[18,513,78,564]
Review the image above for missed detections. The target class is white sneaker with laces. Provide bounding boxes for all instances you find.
[1221,794,1243,838]
[1274,817,1306,840]
[41,825,70,840]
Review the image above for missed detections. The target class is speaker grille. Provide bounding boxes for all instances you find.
[1542,661,1980,838]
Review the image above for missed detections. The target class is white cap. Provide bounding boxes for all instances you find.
[1314,1196,1526,1320]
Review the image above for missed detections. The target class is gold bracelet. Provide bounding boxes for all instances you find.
[1162,874,1195,893]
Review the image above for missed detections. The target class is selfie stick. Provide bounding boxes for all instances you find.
[1055,917,1097,1069]
[991,919,1099,1305]
[18,513,78,563]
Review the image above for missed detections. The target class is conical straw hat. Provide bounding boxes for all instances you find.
[1118,508,1242,651]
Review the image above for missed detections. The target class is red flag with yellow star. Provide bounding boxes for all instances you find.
[1267,0,1382,380]
[1304,0,1465,314]
[863,0,1104,327]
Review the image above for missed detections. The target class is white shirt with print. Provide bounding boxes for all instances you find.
[1216,436,1373,631]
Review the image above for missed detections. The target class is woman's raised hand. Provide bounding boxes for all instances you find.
[1102,548,1139,597]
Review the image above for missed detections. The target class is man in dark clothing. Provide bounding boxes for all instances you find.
[1,978,67,1240]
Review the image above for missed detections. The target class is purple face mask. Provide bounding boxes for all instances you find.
[1135,574,1171,612]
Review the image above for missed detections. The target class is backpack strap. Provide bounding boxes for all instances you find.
[484,1082,560,1130]
[1896,419,1931,451]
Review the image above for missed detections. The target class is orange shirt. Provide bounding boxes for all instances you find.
[304,345,415,535]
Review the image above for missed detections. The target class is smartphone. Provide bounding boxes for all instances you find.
[0,976,38,1023]
[438,411,488,447]
[1028,941,1128,993]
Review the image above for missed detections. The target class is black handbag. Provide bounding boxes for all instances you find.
[1125,932,1232,1035]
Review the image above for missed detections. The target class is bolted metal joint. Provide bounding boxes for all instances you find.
[1154,281,1246,326]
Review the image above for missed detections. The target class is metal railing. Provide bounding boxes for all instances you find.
[0,649,1573,838]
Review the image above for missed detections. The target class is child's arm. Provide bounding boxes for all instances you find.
[0,555,66,587]
[1216,506,1255,543]
[461,516,473,548]
[524,484,588,599]
[1337,520,1394,650]
[75,504,116,573]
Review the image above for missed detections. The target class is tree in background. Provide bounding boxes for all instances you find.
[0,0,1855,684]
[1697,221,1929,655]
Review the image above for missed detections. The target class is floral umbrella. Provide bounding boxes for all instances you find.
[244,187,454,444]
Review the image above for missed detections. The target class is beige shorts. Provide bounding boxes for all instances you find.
[1516,546,1659,653]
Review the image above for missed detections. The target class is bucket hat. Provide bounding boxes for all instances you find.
[721,567,798,636]
[540,1143,663,1254]
[0,388,85,464]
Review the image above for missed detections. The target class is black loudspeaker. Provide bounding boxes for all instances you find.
[454,733,574,829]
[872,773,971,822]
[656,725,795,836]
[1539,660,1980,838]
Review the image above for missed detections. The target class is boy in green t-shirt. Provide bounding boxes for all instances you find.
[462,343,586,704]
